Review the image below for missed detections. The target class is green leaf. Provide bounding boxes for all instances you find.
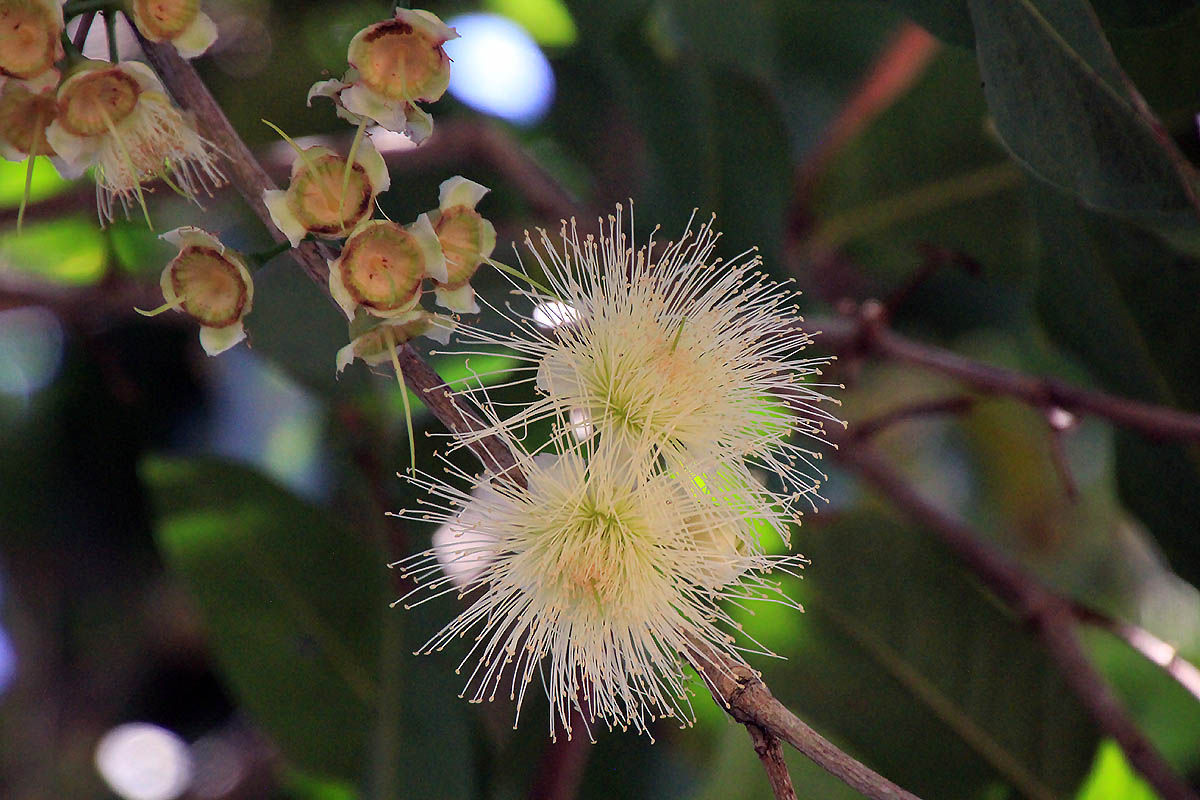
[756,511,1100,799]
[1075,741,1156,800]
[0,217,107,284]
[145,456,383,782]
[142,457,474,795]
[967,0,1196,215]
[1030,184,1200,589]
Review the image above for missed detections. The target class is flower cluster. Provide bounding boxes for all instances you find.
[394,207,839,740]
[0,0,222,227]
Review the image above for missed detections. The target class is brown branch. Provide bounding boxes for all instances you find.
[1071,604,1200,706]
[691,646,921,800]
[138,36,523,484]
[830,430,1198,800]
[816,302,1200,442]
[852,394,976,440]
[746,724,798,800]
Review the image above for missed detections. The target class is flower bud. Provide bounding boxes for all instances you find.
[128,0,218,59]
[0,0,63,81]
[335,309,455,374]
[263,140,389,247]
[430,176,495,314]
[327,214,447,321]
[146,227,253,356]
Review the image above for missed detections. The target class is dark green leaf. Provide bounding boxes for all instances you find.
[967,0,1196,214]
[756,511,1100,799]
[143,457,475,795]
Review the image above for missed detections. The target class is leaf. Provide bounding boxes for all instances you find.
[754,511,1100,799]
[883,0,1200,47]
[1030,183,1200,590]
[0,217,107,285]
[143,457,475,795]
[967,0,1197,215]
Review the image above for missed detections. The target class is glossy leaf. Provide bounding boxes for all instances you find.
[143,457,474,794]
[967,0,1197,215]
[756,510,1100,799]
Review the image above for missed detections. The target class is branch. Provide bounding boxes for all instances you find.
[817,303,1200,442]
[852,394,976,440]
[137,37,523,483]
[690,646,921,800]
[1071,604,1200,707]
[830,430,1199,800]
[746,724,798,800]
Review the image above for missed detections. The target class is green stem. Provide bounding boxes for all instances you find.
[63,0,116,16]
[248,238,294,265]
[383,326,417,476]
[59,31,85,63]
[16,113,43,233]
[340,116,368,222]
[260,119,338,207]
[135,295,187,317]
[104,9,120,63]
[486,257,558,299]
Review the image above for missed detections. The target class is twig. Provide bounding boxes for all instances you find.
[831,430,1199,800]
[71,11,96,51]
[816,303,1200,442]
[746,724,798,800]
[137,36,523,484]
[690,645,921,800]
[852,394,976,440]
[1071,603,1200,706]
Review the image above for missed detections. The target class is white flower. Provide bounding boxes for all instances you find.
[307,9,457,143]
[393,434,801,740]
[127,0,218,59]
[447,207,841,510]
[45,60,225,225]
[428,176,496,314]
[140,227,253,356]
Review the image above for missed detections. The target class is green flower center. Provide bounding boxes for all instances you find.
[132,0,199,39]
[339,223,425,312]
[58,68,142,137]
[352,19,446,102]
[0,0,57,80]
[170,246,248,327]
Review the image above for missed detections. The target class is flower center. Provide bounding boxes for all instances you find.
[353,20,445,101]
[435,207,488,288]
[59,68,143,137]
[338,223,424,312]
[287,154,372,236]
[0,0,57,80]
[0,83,56,156]
[170,246,248,327]
[132,0,199,39]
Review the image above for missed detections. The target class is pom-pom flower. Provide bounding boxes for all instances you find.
[428,175,495,314]
[307,9,457,143]
[0,0,63,81]
[45,59,225,225]
[136,226,253,356]
[263,138,389,248]
[448,207,841,508]
[327,215,446,321]
[127,0,219,59]
[394,433,801,739]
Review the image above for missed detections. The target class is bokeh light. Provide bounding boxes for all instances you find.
[0,307,65,401]
[530,300,577,329]
[445,14,555,125]
[94,723,193,800]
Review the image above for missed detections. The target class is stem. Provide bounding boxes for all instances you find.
[260,119,338,208]
[63,0,115,16]
[691,643,922,800]
[383,326,417,476]
[486,257,558,299]
[134,295,187,317]
[104,9,120,63]
[341,116,368,222]
[746,725,798,800]
[248,238,294,265]
[16,113,43,233]
[71,11,96,52]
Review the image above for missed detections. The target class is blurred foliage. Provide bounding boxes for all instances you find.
[2,0,1200,799]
